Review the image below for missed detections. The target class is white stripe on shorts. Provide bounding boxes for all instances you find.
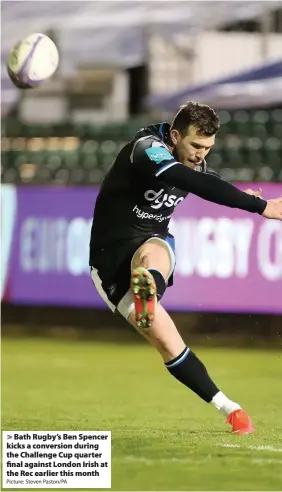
[91,267,134,319]
[91,236,175,320]
[90,267,116,312]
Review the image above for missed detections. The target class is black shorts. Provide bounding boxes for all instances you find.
[90,233,176,310]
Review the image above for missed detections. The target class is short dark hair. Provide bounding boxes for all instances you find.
[171,101,220,137]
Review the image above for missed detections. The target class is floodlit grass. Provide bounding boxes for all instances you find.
[2,338,282,490]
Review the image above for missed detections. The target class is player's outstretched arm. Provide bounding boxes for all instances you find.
[132,137,282,219]
[161,163,282,219]
[261,197,282,220]
[243,187,282,218]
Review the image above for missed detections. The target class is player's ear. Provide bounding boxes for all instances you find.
[170,129,180,146]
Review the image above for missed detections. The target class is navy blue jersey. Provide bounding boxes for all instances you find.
[90,123,193,256]
[89,122,266,265]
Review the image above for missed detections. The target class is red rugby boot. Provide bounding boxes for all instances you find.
[130,267,156,328]
[226,409,254,435]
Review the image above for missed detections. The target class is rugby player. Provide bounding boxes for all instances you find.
[89,102,282,434]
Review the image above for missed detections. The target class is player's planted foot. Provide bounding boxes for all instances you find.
[226,409,254,435]
[131,267,156,328]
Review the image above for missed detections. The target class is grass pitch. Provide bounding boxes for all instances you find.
[2,337,282,491]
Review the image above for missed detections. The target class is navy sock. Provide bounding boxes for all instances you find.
[148,269,166,301]
[165,347,219,403]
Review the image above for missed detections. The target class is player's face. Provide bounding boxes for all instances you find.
[171,126,215,168]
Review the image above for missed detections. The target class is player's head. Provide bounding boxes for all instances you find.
[170,101,220,168]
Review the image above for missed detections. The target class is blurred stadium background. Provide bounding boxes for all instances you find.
[1,3,282,490]
[1,0,281,335]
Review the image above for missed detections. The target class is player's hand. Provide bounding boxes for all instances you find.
[262,197,282,220]
[244,187,263,198]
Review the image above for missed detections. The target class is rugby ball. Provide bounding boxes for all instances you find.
[7,33,59,89]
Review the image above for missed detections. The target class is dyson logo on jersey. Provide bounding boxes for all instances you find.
[144,189,184,210]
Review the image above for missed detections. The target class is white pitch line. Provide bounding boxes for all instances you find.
[122,456,200,464]
[221,444,241,448]
[220,444,282,452]
[253,458,282,464]
[114,455,282,466]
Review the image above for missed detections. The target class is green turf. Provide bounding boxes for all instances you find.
[2,338,282,491]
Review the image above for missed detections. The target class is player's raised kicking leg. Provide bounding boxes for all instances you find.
[127,239,254,435]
